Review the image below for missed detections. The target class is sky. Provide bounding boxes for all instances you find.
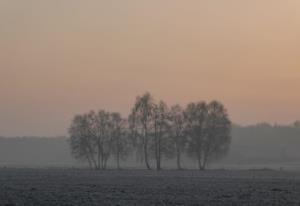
[0,0,300,136]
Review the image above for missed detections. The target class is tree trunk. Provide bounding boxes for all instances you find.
[86,155,93,169]
[176,145,182,170]
[157,134,161,171]
[97,144,101,170]
[103,154,108,170]
[154,121,161,171]
[87,146,97,170]
[144,125,151,170]
[91,157,97,170]
[155,142,160,170]
[117,150,120,170]
[198,157,202,170]
[101,149,104,170]
[144,141,151,170]
[201,153,208,171]
[197,150,203,170]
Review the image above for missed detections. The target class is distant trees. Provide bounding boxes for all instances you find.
[184,101,231,170]
[294,121,300,128]
[69,111,130,170]
[68,92,231,170]
[152,100,169,170]
[129,92,155,170]
[184,102,208,170]
[169,105,186,170]
[202,101,231,170]
[110,112,129,169]
[69,113,97,169]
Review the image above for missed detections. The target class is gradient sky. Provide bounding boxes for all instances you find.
[1,0,300,136]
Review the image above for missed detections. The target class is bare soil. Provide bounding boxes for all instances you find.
[0,168,300,206]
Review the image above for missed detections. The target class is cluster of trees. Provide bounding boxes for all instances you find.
[69,92,231,170]
[69,111,129,170]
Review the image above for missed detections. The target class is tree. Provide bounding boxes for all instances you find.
[95,110,111,170]
[169,104,186,170]
[69,110,113,170]
[69,93,232,171]
[69,113,97,169]
[152,100,169,170]
[110,112,130,169]
[293,121,300,128]
[184,102,208,170]
[202,101,231,169]
[184,101,231,170]
[129,92,155,170]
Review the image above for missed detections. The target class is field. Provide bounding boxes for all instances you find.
[1,169,300,206]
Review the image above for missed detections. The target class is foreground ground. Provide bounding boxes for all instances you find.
[0,169,300,206]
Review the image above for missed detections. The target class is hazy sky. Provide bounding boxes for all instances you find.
[1,1,300,136]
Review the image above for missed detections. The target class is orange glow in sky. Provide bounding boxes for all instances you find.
[1,0,300,136]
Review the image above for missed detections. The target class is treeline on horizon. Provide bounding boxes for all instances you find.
[1,123,300,167]
[69,92,231,170]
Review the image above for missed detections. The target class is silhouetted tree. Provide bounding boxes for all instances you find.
[69,113,97,169]
[95,110,111,170]
[69,93,231,170]
[202,101,231,169]
[294,121,300,128]
[129,92,155,170]
[69,110,113,170]
[169,104,186,170]
[184,102,208,170]
[152,100,169,170]
[110,112,130,169]
[184,101,231,170]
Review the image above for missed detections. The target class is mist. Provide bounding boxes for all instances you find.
[1,124,299,170]
[1,1,300,205]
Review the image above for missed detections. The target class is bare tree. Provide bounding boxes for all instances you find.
[110,112,130,169]
[169,104,186,170]
[201,101,231,169]
[184,102,208,170]
[69,113,97,169]
[129,92,155,170]
[152,100,169,170]
[69,93,231,171]
[184,101,231,170]
[95,110,111,170]
[294,121,300,128]
[69,110,113,170]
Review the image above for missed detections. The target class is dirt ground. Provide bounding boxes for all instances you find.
[0,168,300,206]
